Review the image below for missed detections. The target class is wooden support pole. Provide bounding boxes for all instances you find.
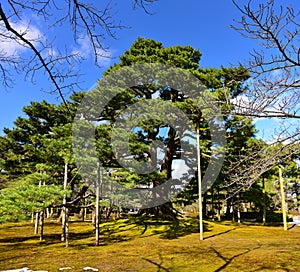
[95,161,101,246]
[197,128,203,241]
[61,162,68,242]
[279,167,287,231]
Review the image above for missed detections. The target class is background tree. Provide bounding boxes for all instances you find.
[219,0,300,195]
[0,166,68,241]
[0,94,91,231]
[0,100,72,179]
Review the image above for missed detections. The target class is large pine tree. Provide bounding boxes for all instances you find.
[73,37,251,219]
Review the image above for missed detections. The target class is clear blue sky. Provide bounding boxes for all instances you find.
[0,0,273,138]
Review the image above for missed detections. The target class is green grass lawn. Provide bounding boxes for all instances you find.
[0,217,299,272]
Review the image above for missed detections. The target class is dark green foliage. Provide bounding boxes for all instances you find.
[1,37,293,224]
[0,96,82,223]
[92,38,251,213]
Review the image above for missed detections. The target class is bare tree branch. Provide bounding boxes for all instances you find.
[223,0,300,196]
[223,133,299,199]
[133,0,158,14]
[231,0,300,120]
[0,0,157,112]
[0,3,72,112]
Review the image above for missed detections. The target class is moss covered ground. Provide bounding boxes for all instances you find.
[0,217,299,271]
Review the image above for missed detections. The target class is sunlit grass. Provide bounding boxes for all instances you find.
[0,217,299,271]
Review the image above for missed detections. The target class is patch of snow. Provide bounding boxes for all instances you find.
[83,267,99,272]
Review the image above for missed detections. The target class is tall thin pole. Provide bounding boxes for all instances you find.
[35,180,42,235]
[279,167,287,231]
[62,161,69,247]
[197,128,203,241]
[95,161,101,246]
[262,176,266,226]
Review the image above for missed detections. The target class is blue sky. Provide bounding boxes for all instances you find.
[0,0,276,138]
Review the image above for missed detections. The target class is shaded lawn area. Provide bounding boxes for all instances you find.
[0,217,299,272]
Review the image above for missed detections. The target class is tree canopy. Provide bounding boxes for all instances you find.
[0,37,299,227]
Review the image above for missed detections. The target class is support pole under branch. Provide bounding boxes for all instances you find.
[279,167,287,231]
[197,128,203,241]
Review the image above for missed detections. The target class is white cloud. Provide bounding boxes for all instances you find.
[72,36,112,67]
[45,48,58,58]
[0,21,112,68]
[231,93,252,112]
[73,37,92,59]
[231,93,261,122]
[0,21,42,56]
[231,92,299,142]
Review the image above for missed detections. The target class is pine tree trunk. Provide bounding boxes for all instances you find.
[81,195,86,222]
[226,199,231,219]
[57,209,62,223]
[150,127,178,220]
[211,189,215,220]
[161,127,176,180]
[61,208,66,242]
[231,199,235,222]
[65,208,69,247]
[39,210,44,241]
[34,212,39,234]
[217,189,222,222]
[221,201,225,220]
[140,123,180,220]
[46,208,50,219]
[217,208,221,222]
[139,202,178,220]
[81,207,85,222]
[105,207,112,221]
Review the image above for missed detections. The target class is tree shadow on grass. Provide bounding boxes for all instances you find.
[288,224,296,230]
[0,222,66,243]
[131,216,210,239]
[70,220,142,248]
[0,217,206,248]
[159,218,208,239]
[0,218,239,249]
[142,253,171,272]
[0,235,39,244]
[204,227,236,240]
[0,241,39,263]
[211,244,262,272]
[0,223,32,229]
[143,217,239,240]
[0,220,141,249]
